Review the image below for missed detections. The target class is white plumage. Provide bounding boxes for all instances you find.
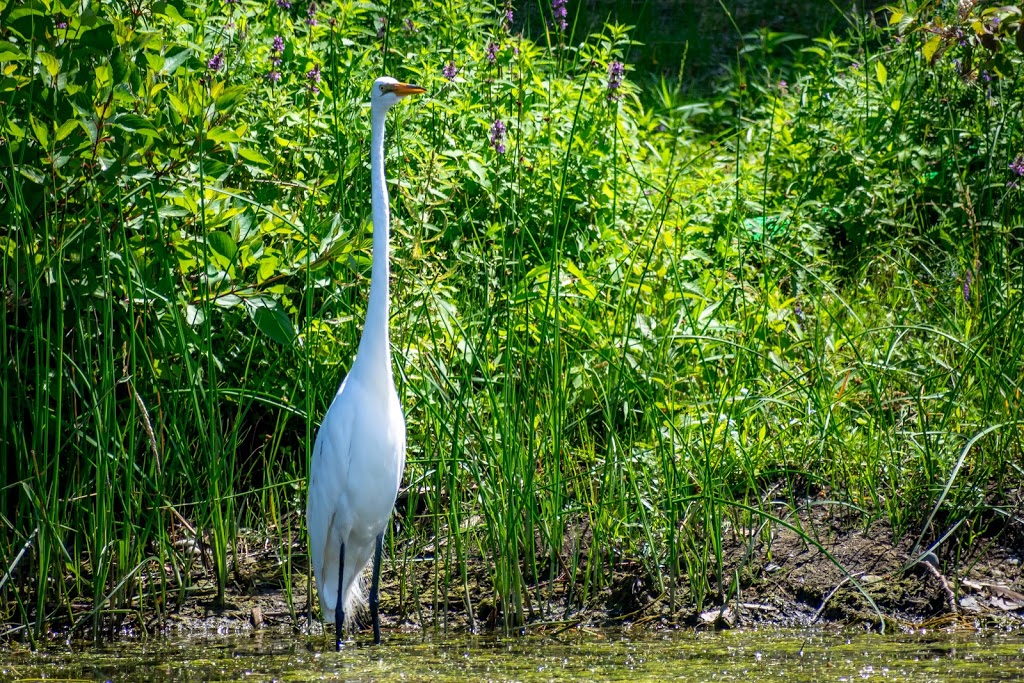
[307,76,424,648]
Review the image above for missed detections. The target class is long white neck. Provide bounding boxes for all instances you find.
[355,104,392,378]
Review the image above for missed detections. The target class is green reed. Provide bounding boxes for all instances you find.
[2,0,1022,640]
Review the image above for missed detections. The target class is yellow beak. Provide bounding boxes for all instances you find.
[392,82,427,97]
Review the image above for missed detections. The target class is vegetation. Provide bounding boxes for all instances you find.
[2,0,1023,642]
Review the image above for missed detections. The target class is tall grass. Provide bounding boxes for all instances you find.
[2,0,1022,640]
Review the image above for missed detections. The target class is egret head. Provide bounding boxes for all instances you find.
[371,76,426,111]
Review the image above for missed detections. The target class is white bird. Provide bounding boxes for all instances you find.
[307,76,425,649]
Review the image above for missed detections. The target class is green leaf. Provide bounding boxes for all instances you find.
[214,85,247,112]
[466,157,490,188]
[185,304,205,327]
[111,113,156,132]
[18,165,46,184]
[239,147,272,166]
[157,4,191,28]
[161,47,191,75]
[80,117,98,145]
[257,255,279,282]
[875,61,887,87]
[79,24,115,51]
[9,6,44,20]
[922,36,942,63]
[213,293,242,308]
[37,52,60,79]
[207,126,241,144]
[55,119,78,141]
[3,119,26,141]
[145,52,165,72]
[167,93,190,120]
[247,299,296,345]
[95,63,112,89]
[208,231,238,261]
[0,43,27,63]
[29,114,48,148]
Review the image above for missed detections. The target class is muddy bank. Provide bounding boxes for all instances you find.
[121,507,1024,641]
[6,506,1023,643]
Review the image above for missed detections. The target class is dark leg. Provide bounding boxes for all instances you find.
[370,533,384,645]
[335,542,345,651]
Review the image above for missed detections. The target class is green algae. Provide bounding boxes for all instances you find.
[3,629,1024,682]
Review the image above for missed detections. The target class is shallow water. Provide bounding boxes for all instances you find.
[3,628,1024,682]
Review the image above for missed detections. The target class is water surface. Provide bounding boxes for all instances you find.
[3,628,1024,682]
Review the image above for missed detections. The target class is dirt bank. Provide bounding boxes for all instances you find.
[132,505,1024,641]
[6,503,1022,643]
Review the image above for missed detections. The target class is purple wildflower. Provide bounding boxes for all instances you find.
[207,52,224,72]
[551,0,568,31]
[490,119,507,154]
[1011,154,1024,177]
[963,269,972,303]
[271,36,284,69]
[606,60,624,100]
[306,2,317,25]
[55,15,68,29]
[486,41,499,64]
[268,70,282,83]
[377,17,387,39]
[502,6,514,31]
[277,0,291,8]
[307,64,321,93]
[443,61,458,81]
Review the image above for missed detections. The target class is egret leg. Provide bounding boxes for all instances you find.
[335,542,345,651]
[370,533,383,645]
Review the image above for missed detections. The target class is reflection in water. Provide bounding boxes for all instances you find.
[3,629,1024,682]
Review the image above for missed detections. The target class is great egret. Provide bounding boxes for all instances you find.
[307,77,425,649]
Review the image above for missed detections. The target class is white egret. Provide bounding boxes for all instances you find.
[307,76,425,649]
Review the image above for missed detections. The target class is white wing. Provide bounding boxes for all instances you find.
[307,378,356,621]
[307,371,405,622]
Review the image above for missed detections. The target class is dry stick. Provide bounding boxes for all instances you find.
[123,347,162,477]
[131,383,162,476]
[921,561,959,614]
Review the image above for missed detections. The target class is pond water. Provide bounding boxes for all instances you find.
[3,628,1024,682]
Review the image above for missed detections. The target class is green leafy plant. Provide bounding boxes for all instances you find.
[2,0,1021,641]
